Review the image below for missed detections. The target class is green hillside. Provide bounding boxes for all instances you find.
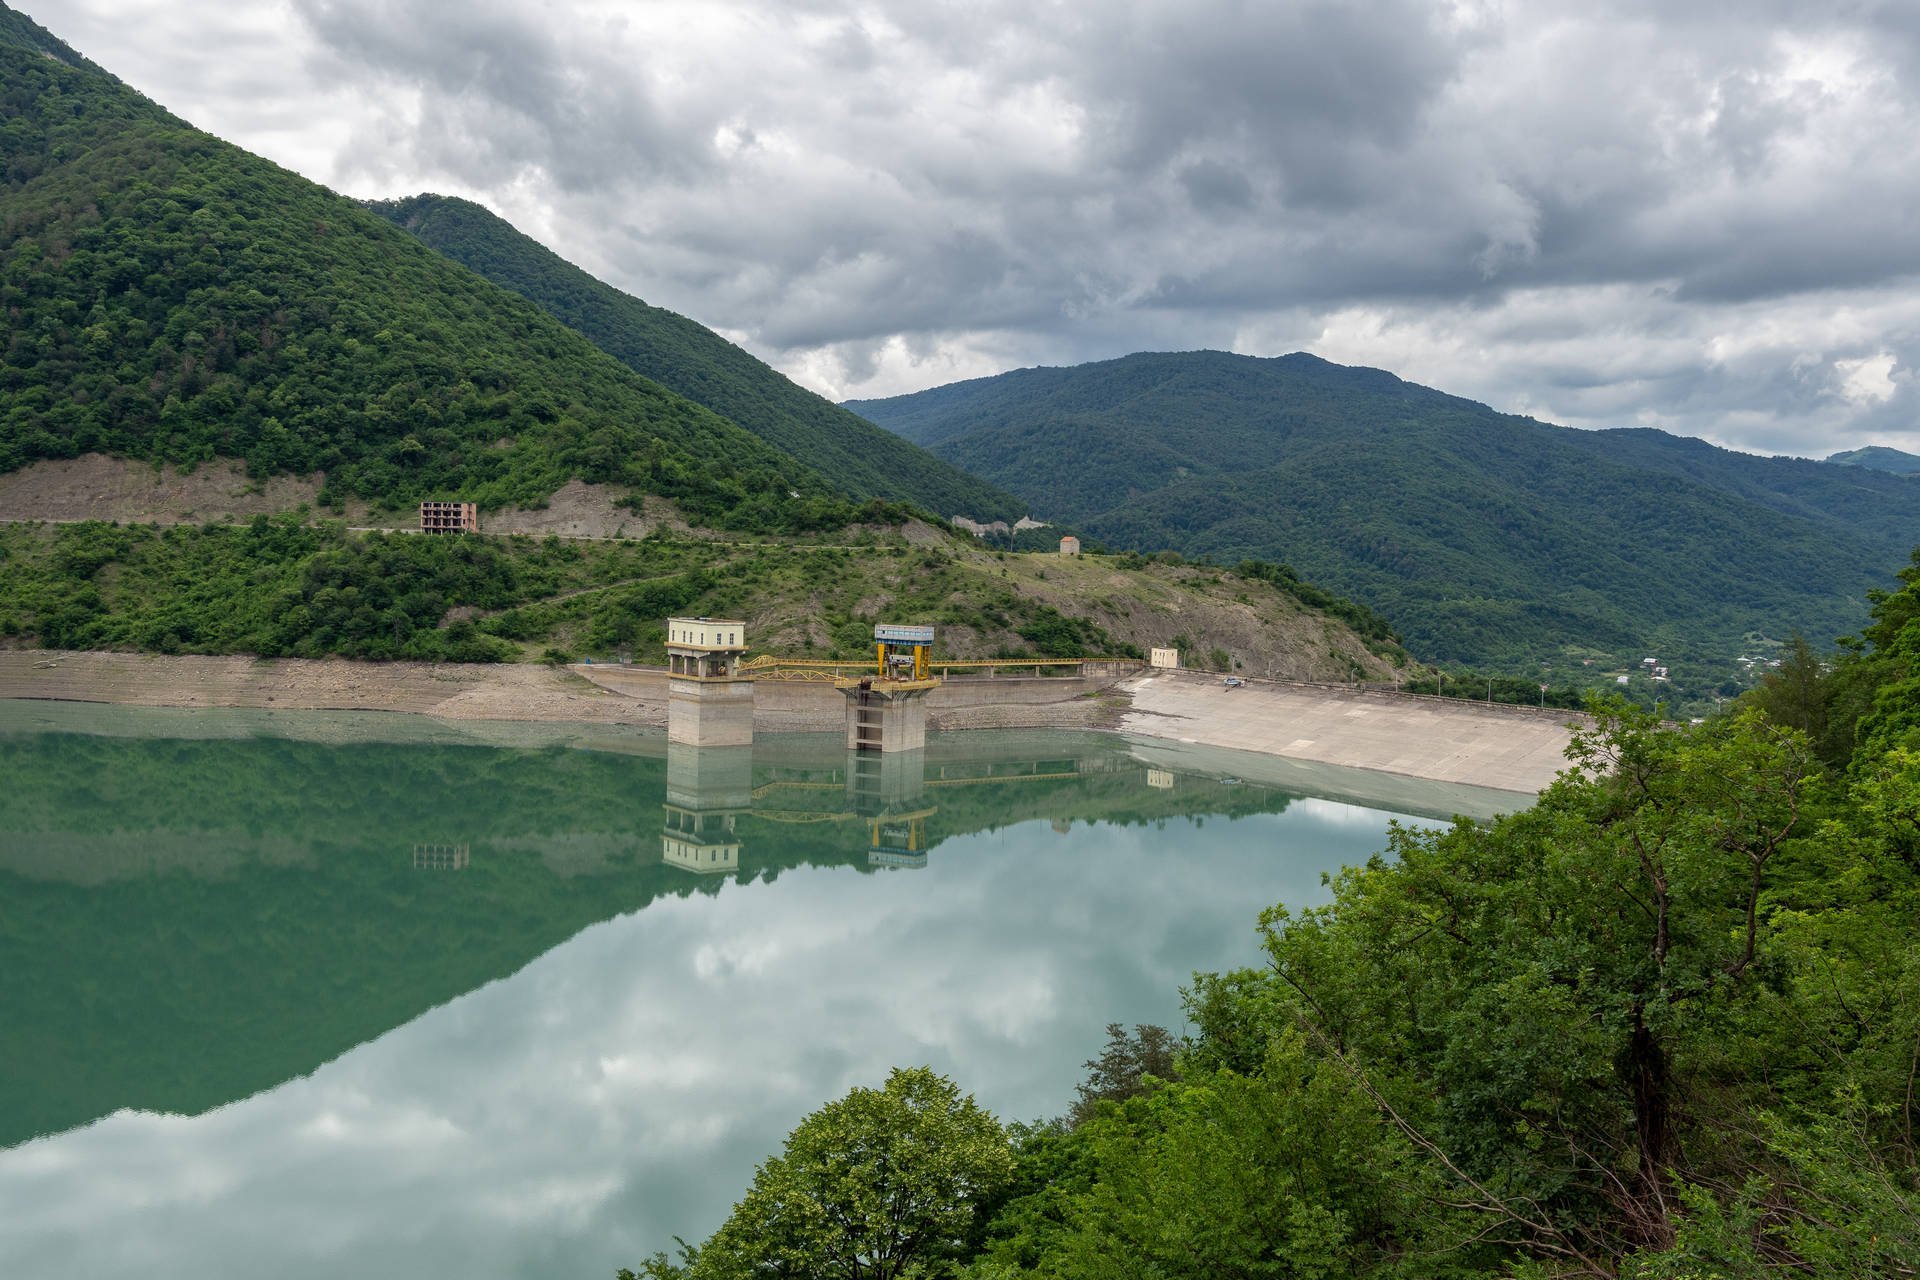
[0,4,866,531]
[848,351,1920,672]
[1827,444,1920,475]
[366,194,1025,523]
[0,514,1405,681]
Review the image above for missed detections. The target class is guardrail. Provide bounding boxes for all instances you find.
[737,655,1146,681]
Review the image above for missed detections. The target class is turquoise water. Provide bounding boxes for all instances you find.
[0,701,1485,1279]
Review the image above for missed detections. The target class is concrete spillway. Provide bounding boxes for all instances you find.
[1119,672,1578,796]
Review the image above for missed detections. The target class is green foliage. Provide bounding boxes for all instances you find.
[1412,666,1590,710]
[960,688,1918,1276]
[851,351,1920,677]
[677,1067,1014,1280]
[674,557,1920,1278]
[1234,558,1399,646]
[1741,548,1920,769]
[0,13,858,532]
[367,194,1025,523]
[1066,1023,1179,1127]
[1744,633,1828,748]
[1015,603,1137,659]
[1826,444,1920,474]
[0,517,721,662]
[0,517,1351,670]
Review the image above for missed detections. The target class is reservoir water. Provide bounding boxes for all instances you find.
[0,700,1520,1279]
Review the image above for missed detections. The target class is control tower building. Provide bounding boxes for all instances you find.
[665,616,755,747]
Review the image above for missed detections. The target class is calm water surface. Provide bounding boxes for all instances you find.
[0,701,1511,1280]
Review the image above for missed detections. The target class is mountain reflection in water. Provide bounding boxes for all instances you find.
[0,701,1490,1280]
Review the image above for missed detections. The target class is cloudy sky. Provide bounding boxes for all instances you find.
[22,0,1920,456]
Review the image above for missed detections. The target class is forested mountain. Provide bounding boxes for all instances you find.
[366,194,1024,523]
[1828,444,1920,474]
[0,4,871,531]
[849,351,1920,668]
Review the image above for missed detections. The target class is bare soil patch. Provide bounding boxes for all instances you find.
[483,481,686,540]
[0,455,323,524]
[0,456,681,541]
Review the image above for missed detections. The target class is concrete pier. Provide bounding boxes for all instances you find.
[844,682,933,752]
[668,676,755,747]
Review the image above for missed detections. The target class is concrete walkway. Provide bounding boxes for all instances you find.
[1120,672,1581,796]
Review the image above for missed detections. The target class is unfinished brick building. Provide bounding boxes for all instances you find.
[419,501,479,534]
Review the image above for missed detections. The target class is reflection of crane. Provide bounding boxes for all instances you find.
[868,807,938,868]
[670,751,1155,872]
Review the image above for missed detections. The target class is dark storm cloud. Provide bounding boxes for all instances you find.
[1054,0,1460,206]
[24,0,1920,452]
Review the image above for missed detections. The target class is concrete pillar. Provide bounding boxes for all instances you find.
[844,684,931,752]
[668,675,756,747]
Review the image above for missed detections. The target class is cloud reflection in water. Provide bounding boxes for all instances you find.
[0,802,1433,1280]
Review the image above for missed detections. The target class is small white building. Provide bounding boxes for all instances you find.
[665,617,748,681]
[1150,647,1180,669]
[1060,535,1081,556]
[668,617,744,649]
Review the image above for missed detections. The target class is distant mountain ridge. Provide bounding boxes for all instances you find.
[848,350,1920,668]
[1827,445,1920,475]
[367,194,1025,523]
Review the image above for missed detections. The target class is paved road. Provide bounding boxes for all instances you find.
[0,513,857,550]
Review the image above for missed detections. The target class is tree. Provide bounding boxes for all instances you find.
[1747,632,1828,744]
[1067,1023,1179,1126]
[1243,700,1829,1266]
[666,1067,1014,1280]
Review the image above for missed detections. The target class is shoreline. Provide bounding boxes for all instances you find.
[0,649,1579,797]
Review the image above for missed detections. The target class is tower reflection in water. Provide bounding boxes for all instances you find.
[848,749,932,869]
[661,740,939,875]
[661,742,754,874]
